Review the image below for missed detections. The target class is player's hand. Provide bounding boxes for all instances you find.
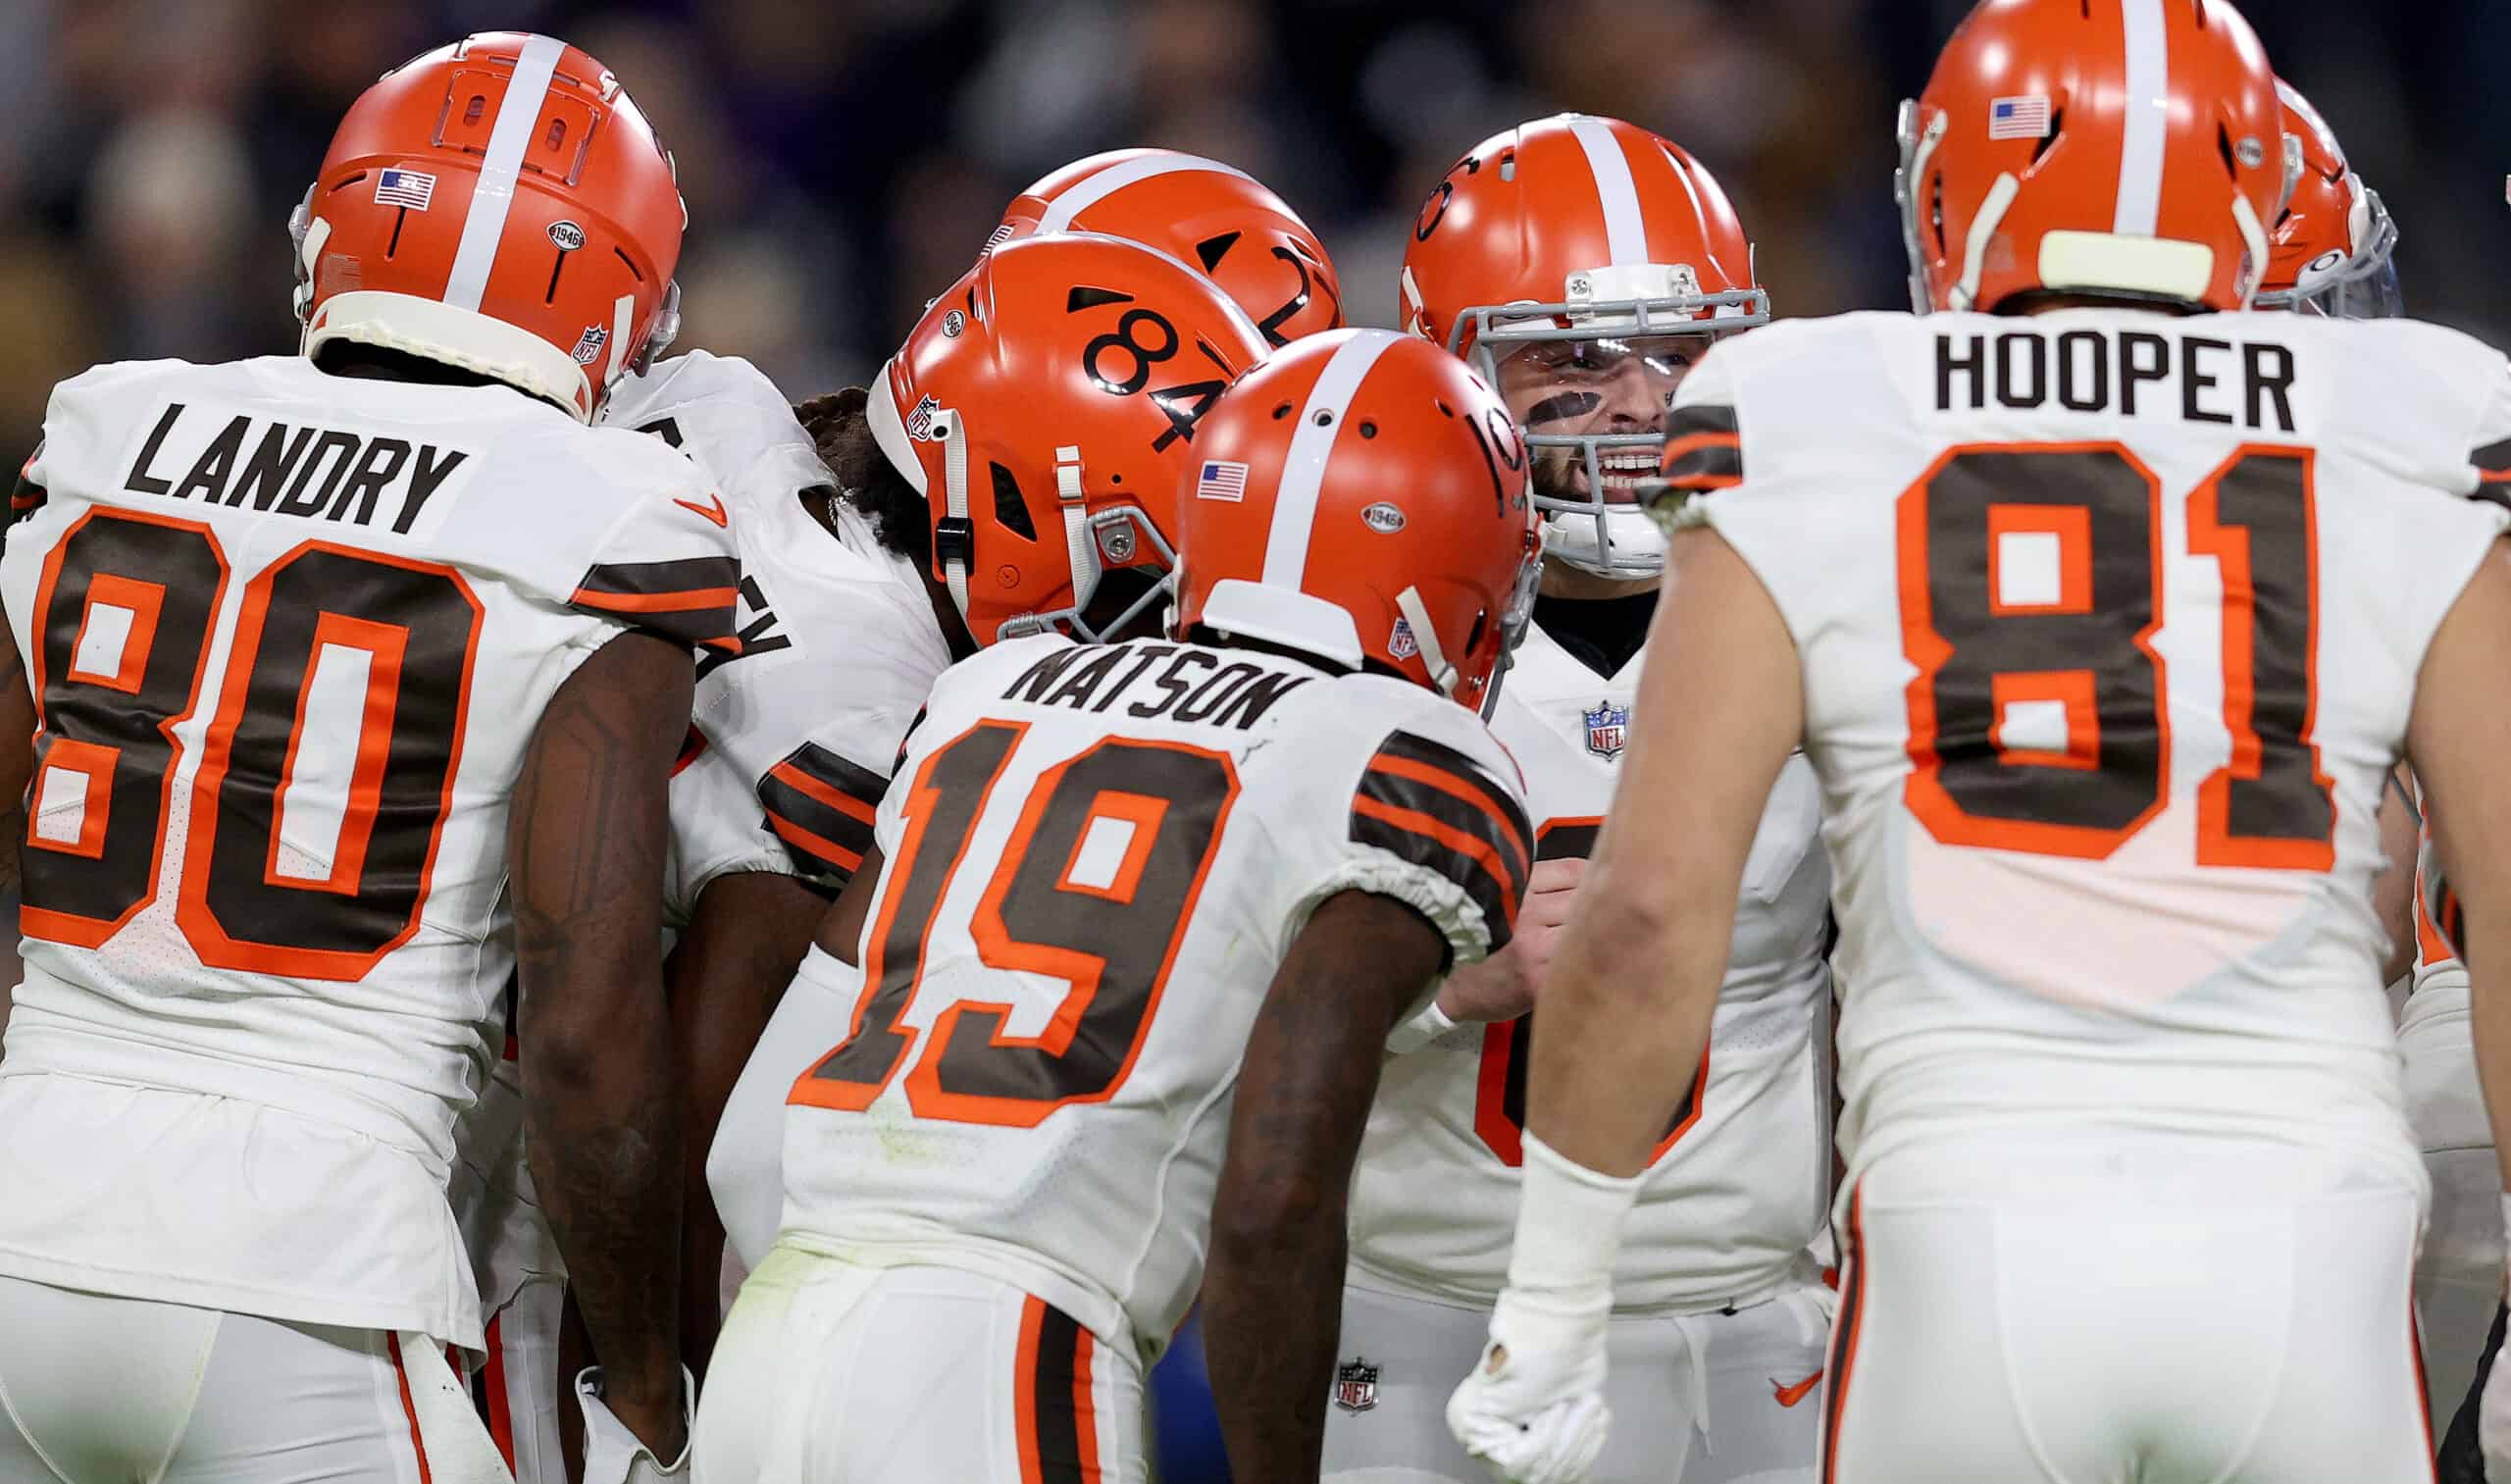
[1444,1282,1612,1484]
[1438,857,1587,1024]
[576,1366,693,1484]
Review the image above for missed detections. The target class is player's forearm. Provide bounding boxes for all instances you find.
[1204,1025,1379,1477]
[511,632,692,1428]
[1207,893,1433,1480]
[1204,1189,1352,1481]
[523,968,685,1407]
[667,870,825,1378]
[1523,879,1727,1178]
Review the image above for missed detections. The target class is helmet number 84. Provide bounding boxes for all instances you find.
[1075,299,1231,453]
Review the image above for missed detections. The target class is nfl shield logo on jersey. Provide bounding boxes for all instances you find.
[1334,1356,1380,1413]
[1583,700,1629,759]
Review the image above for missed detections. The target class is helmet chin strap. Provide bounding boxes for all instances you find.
[1055,445,1103,630]
[934,410,974,624]
[1397,585,1459,696]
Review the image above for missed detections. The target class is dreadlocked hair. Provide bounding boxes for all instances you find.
[794,386,933,571]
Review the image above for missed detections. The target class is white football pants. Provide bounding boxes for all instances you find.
[0,1274,503,1484]
[695,1245,1145,1484]
[2400,998,2500,1420]
[1322,1281,1830,1484]
[1822,1127,2433,1484]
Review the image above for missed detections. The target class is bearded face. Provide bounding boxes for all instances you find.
[1491,333,1716,504]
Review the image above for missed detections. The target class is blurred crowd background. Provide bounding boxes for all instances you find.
[1,2,2498,1477]
[3,0,2504,475]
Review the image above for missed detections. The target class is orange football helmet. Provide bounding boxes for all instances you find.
[290,32,686,422]
[871,232,1271,646]
[1399,114,1766,579]
[1172,329,1541,715]
[1895,0,2286,316]
[2255,78,2400,318]
[994,149,1343,346]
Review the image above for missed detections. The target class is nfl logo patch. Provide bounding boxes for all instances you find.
[1334,1357,1380,1414]
[1389,618,1419,661]
[1584,700,1629,759]
[569,325,608,365]
[906,393,944,441]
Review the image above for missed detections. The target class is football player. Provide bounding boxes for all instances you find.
[450,342,965,1481]
[1326,115,1835,1484]
[2254,80,2403,322]
[696,228,1276,1289]
[693,328,1540,1483]
[1450,2,2511,1482]
[0,33,732,1481]
[2257,76,2497,1433]
[459,224,1287,1478]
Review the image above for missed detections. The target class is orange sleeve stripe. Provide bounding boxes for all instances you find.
[769,760,880,825]
[567,585,741,615]
[1365,752,1534,867]
[1352,793,1523,922]
[1659,430,1742,463]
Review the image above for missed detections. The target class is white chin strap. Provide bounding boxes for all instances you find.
[2229,192,2271,309]
[1397,585,1458,696]
[1950,173,2022,313]
[1055,443,1102,622]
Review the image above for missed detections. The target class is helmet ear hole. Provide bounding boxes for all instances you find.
[2030,109,2064,167]
[989,461,1038,541]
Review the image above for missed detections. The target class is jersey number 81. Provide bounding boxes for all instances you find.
[1900,442,2334,870]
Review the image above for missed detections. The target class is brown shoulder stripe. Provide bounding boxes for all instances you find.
[1350,730,1533,947]
[570,555,742,650]
[758,742,887,883]
[1661,404,1742,490]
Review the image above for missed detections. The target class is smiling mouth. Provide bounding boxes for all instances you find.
[1576,449,1659,503]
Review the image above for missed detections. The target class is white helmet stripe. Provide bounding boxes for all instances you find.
[2113,0,2169,236]
[1036,152,1259,233]
[1565,116,1649,267]
[442,32,567,311]
[1261,332,1401,588]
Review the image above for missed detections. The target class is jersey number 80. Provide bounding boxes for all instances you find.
[21,509,479,978]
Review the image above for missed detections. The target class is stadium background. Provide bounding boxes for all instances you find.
[3,0,2502,1477]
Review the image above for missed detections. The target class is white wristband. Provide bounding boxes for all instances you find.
[1486,1134,1643,1356]
[1507,1134,1642,1296]
[1385,995,1460,1056]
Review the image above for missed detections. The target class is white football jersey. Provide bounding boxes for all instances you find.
[0,355,739,1345]
[603,351,953,913]
[1677,310,2511,1205]
[452,353,953,1319]
[1346,616,1834,1312]
[774,633,1533,1358]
